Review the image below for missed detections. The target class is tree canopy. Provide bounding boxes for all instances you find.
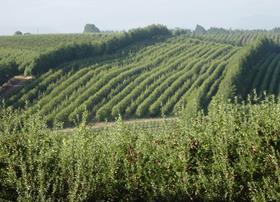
[194,24,206,35]
[83,24,100,33]
[14,31,23,36]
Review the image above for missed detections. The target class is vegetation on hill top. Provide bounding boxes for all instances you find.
[0,25,171,83]
[1,24,280,201]
[2,36,239,126]
[1,25,280,124]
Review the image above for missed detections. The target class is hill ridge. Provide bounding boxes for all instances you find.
[1,29,280,127]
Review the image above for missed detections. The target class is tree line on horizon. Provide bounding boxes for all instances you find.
[11,23,280,36]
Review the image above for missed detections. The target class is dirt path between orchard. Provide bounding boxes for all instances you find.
[60,117,177,133]
[0,75,33,97]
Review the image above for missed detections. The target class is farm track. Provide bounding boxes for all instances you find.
[60,117,177,133]
[0,75,33,97]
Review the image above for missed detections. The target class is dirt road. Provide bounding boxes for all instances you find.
[0,75,33,97]
[60,117,177,133]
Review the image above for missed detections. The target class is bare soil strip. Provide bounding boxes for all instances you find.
[0,75,33,97]
[60,117,176,133]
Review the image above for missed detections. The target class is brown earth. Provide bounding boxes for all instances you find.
[60,117,176,133]
[0,75,33,97]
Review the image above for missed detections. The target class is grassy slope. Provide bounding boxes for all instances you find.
[0,33,114,85]
[2,30,280,125]
[0,30,280,201]
[3,35,240,125]
[215,37,280,101]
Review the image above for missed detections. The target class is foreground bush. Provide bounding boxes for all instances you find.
[0,96,279,201]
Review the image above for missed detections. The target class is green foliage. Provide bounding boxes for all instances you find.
[2,27,280,125]
[191,31,280,46]
[194,24,207,35]
[14,31,22,36]
[83,24,100,33]
[5,36,237,125]
[172,28,192,36]
[207,27,230,34]
[216,37,280,100]
[272,27,280,33]
[26,25,171,75]
[0,61,19,86]
[0,25,171,85]
[0,96,279,201]
[0,33,112,84]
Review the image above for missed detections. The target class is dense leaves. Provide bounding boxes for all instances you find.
[0,96,279,201]
[216,37,280,100]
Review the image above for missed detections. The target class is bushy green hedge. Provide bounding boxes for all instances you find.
[0,96,279,201]
[0,61,19,86]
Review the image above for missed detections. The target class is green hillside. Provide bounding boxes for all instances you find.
[1,26,280,126]
[0,33,114,85]
[192,31,280,46]
[1,26,280,201]
[216,37,280,99]
[2,37,238,125]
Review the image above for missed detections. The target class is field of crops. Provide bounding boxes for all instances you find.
[1,27,280,126]
[0,33,113,51]
[1,25,280,201]
[246,52,280,95]
[0,33,115,86]
[0,30,280,125]
[192,31,280,46]
[2,36,239,125]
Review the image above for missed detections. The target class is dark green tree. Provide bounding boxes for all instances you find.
[208,27,229,34]
[14,31,23,36]
[83,24,100,33]
[173,28,192,35]
[272,27,280,33]
[194,24,206,35]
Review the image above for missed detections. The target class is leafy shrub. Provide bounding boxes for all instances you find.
[0,96,279,201]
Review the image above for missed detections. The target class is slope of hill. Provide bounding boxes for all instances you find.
[1,26,280,126]
[1,27,280,200]
[191,31,280,46]
[2,35,238,126]
[0,25,171,85]
[0,33,114,85]
[216,37,280,99]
